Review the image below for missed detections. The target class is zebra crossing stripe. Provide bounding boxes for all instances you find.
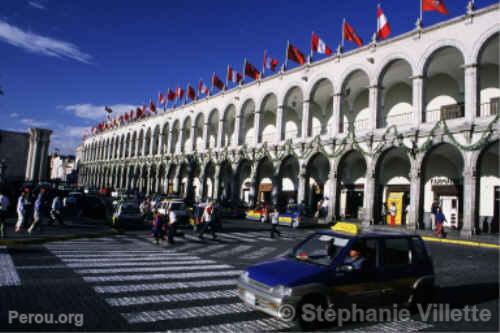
[54,252,186,258]
[217,233,257,243]
[106,289,238,306]
[59,256,200,262]
[190,244,227,254]
[210,245,252,258]
[240,247,276,260]
[94,279,237,294]
[50,250,171,254]
[122,303,252,323]
[164,317,293,332]
[82,270,243,282]
[76,264,232,274]
[67,260,216,268]
[0,246,21,287]
[170,242,206,252]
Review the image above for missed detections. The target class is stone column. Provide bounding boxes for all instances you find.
[149,136,154,156]
[301,100,310,139]
[276,105,284,142]
[327,167,338,223]
[203,122,209,149]
[271,162,281,206]
[464,64,478,121]
[157,131,164,156]
[135,137,141,157]
[297,163,307,205]
[412,75,424,125]
[461,167,476,237]
[254,110,261,145]
[408,161,422,230]
[233,114,241,147]
[217,119,224,148]
[213,164,221,201]
[331,93,342,137]
[363,161,376,226]
[186,162,195,205]
[141,135,147,157]
[248,165,258,206]
[155,166,161,193]
[369,85,380,130]
[190,126,196,151]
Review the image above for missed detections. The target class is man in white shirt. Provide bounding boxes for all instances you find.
[167,207,177,244]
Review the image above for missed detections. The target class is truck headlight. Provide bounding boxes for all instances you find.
[271,285,292,297]
[240,271,250,283]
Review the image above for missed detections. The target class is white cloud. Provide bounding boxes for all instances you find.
[20,117,51,127]
[9,112,19,118]
[50,125,89,153]
[0,19,92,64]
[63,103,137,120]
[28,1,46,10]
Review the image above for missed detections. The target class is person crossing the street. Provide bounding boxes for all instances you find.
[28,189,45,234]
[198,200,216,240]
[167,207,177,244]
[49,194,64,226]
[270,207,281,239]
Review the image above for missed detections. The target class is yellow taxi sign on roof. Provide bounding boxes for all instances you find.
[331,222,360,235]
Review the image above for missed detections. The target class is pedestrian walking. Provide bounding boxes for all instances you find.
[151,209,165,245]
[270,207,281,239]
[15,191,28,232]
[28,190,45,234]
[381,202,387,225]
[49,194,64,226]
[434,207,446,238]
[389,202,397,226]
[198,201,216,240]
[0,191,10,238]
[167,207,177,244]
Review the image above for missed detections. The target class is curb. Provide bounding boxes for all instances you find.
[421,236,500,249]
[0,229,123,246]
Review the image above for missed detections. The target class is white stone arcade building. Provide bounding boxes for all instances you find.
[79,4,500,235]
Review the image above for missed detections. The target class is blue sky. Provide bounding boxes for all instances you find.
[0,0,495,153]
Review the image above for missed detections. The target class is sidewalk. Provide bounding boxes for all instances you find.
[0,216,121,245]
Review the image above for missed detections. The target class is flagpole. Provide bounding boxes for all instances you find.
[341,19,345,48]
[376,4,379,41]
[242,58,246,86]
[419,0,423,26]
[284,40,289,71]
[225,65,229,89]
[310,32,314,62]
[211,73,215,95]
[262,50,266,78]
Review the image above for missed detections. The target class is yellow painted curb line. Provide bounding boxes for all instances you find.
[422,236,500,249]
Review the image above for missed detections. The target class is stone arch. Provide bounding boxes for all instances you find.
[336,150,367,220]
[422,45,466,122]
[279,155,300,207]
[181,116,192,152]
[222,104,236,146]
[194,113,204,151]
[258,93,278,143]
[309,78,334,137]
[477,32,499,118]
[236,159,253,204]
[305,153,331,214]
[339,69,370,133]
[476,140,499,233]
[421,143,465,230]
[282,86,303,140]
[161,122,169,154]
[208,109,219,148]
[152,125,161,155]
[170,120,180,154]
[377,58,414,128]
[238,99,256,145]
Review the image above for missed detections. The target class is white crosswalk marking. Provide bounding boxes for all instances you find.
[82,270,243,282]
[0,246,21,286]
[76,264,232,274]
[123,303,253,323]
[46,235,297,331]
[106,290,238,306]
[94,279,237,294]
[67,259,216,268]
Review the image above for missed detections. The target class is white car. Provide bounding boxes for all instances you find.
[158,199,190,225]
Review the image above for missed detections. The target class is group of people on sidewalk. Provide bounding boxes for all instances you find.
[0,188,64,238]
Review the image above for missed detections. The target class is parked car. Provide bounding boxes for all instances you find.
[112,201,143,227]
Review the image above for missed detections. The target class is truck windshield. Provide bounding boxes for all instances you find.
[292,234,350,266]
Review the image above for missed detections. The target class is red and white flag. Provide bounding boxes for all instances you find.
[158,92,166,105]
[167,89,176,101]
[311,32,332,55]
[287,42,306,65]
[423,0,449,15]
[263,50,279,72]
[227,66,243,84]
[198,79,210,96]
[376,5,391,40]
[149,100,157,113]
[176,87,184,101]
[212,73,225,91]
[244,60,260,80]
